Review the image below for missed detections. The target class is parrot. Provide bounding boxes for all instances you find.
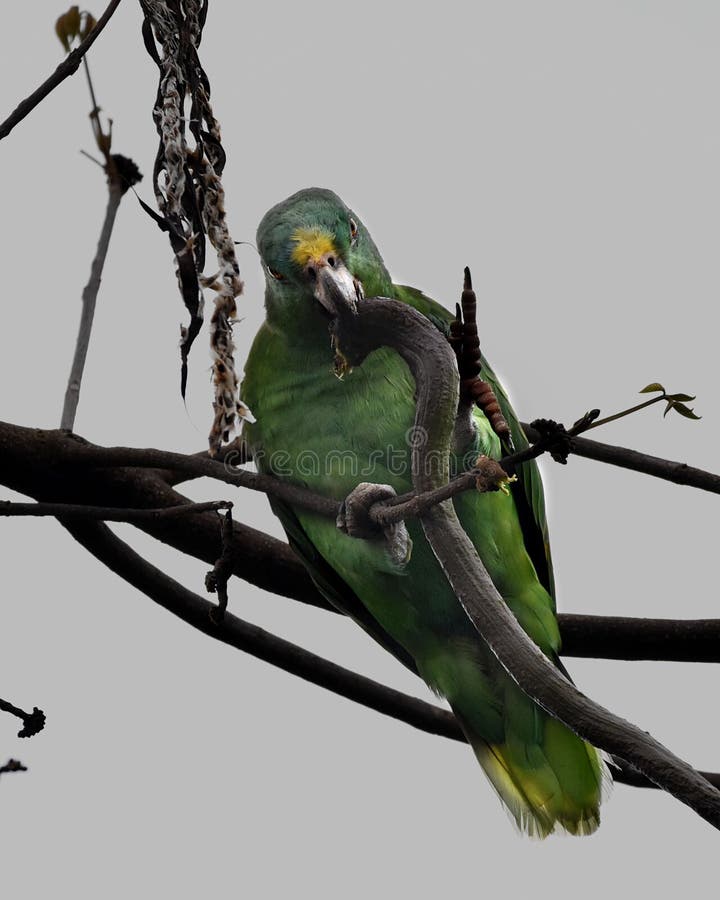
[240,187,606,837]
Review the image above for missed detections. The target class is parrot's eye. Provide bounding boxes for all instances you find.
[267,265,284,281]
[349,218,358,245]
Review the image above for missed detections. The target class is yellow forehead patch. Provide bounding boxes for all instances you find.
[290,227,337,267]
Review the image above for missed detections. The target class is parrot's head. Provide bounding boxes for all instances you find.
[256,188,393,325]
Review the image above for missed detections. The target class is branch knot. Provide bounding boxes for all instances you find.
[529,418,572,464]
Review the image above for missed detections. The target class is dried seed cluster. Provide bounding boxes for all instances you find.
[451,268,511,444]
[141,0,253,454]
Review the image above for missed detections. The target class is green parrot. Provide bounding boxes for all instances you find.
[241,188,606,837]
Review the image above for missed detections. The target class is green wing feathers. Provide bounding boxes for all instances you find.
[244,191,606,838]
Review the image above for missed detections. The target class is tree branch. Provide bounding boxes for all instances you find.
[2,420,720,661]
[0,759,28,777]
[558,614,720,663]
[0,697,46,738]
[0,420,321,609]
[60,180,123,431]
[55,518,720,794]
[60,518,457,739]
[0,499,232,522]
[30,424,720,527]
[523,423,720,495]
[0,0,123,142]
[204,508,235,622]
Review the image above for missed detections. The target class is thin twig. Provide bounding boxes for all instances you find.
[56,0,130,432]
[205,508,235,622]
[0,0,123,142]
[0,698,45,738]
[0,760,28,777]
[580,395,666,432]
[0,499,232,522]
[375,457,522,527]
[60,182,123,431]
[82,56,103,145]
[79,149,105,168]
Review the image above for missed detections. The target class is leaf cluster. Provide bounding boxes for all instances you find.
[640,382,701,420]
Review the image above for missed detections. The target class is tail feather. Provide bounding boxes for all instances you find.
[422,648,608,836]
[456,710,607,838]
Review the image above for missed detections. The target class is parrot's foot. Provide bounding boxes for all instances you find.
[336,483,412,567]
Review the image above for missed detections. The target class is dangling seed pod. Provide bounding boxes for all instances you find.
[455,266,512,444]
[140,0,253,455]
[459,267,482,382]
[468,377,511,442]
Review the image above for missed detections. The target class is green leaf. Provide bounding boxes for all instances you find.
[671,401,702,420]
[664,393,696,403]
[640,382,665,394]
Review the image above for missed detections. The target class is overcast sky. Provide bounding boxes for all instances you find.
[2,2,719,896]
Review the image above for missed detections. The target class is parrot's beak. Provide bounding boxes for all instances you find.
[306,253,363,317]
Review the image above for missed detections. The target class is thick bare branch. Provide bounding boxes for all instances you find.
[26,424,720,530]
[2,420,720,661]
[55,517,720,794]
[60,518,455,738]
[559,614,720,663]
[0,420,320,608]
[523,423,720,495]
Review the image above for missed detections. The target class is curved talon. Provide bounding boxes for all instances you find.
[336,482,412,567]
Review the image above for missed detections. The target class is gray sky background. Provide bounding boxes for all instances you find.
[2,2,719,896]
